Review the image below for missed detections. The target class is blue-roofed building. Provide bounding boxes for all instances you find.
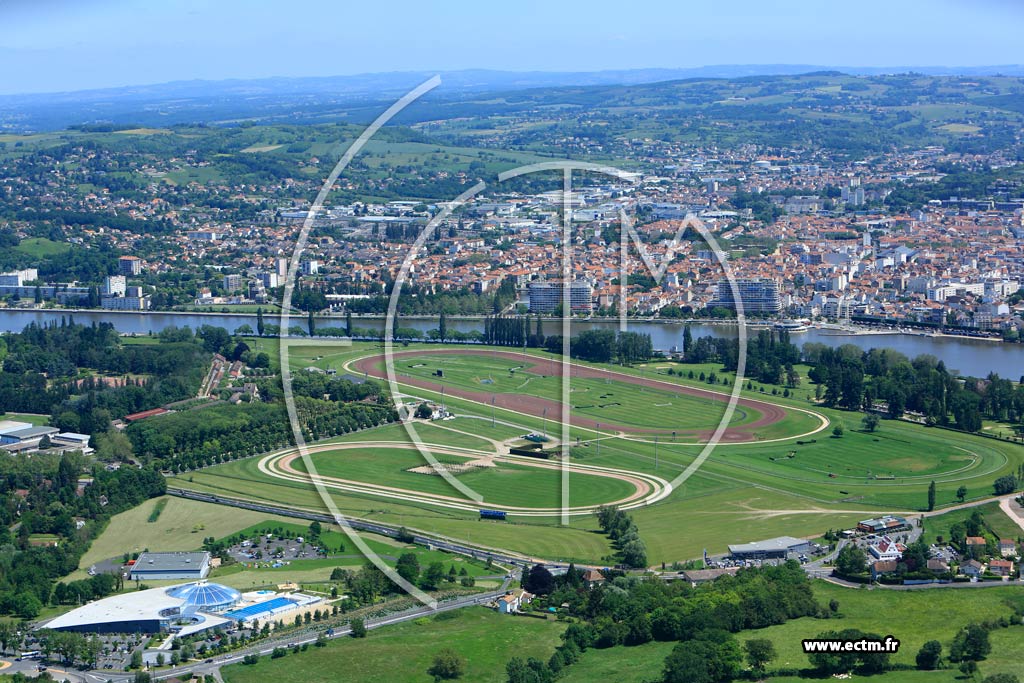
[166,582,241,613]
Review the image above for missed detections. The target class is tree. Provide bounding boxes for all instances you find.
[835,543,867,576]
[415,403,433,419]
[744,638,776,673]
[427,648,466,681]
[523,564,555,595]
[422,562,446,590]
[950,623,990,662]
[957,485,967,503]
[396,553,420,584]
[994,475,1018,496]
[438,311,448,342]
[861,414,880,432]
[0,621,15,654]
[345,310,353,337]
[256,307,265,337]
[307,310,316,337]
[832,423,844,438]
[928,480,936,512]
[981,675,1021,683]
[916,640,942,670]
[960,660,978,678]
[662,634,741,683]
[350,618,367,638]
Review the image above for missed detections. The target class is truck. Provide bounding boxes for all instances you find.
[479,509,507,521]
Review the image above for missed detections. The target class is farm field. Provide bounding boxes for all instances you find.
[221,607,565,683]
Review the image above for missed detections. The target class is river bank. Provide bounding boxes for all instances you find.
[1,307,1020,377]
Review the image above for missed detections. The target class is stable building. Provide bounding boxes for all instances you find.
[130,552,211,581]
[728,536,811,560]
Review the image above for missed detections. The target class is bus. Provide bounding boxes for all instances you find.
[18,651,41,661]
[479,509,506,521]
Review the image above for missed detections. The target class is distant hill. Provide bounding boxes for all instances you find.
[2,65,1024,133]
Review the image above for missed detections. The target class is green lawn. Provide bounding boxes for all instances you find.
[220,607,565,683]
[755,581,1024,671]
[75,496,302,576]
[564,580,1024,681]
[0,412,50,426]
[14,237,71,258]
[292,445,637,508]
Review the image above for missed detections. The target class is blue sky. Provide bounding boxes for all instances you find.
[1,0,1021,94]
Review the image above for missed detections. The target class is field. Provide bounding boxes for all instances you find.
[168,342,1024,565]
[563,580,1024,682]
[75,495,303,575]
[221,607,565,683]
[215,580,1024,683]
[13,237,71,258]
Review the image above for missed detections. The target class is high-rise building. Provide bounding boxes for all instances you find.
[103,275,127,296]
[301,260,319,276]
[710,278,782,314]
[528,281,593,314]
[259,272,280,289]
[118,256,142,276]
[222,274,243,292]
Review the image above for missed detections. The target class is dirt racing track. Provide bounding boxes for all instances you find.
[348,348,829,443]
[258,441,674,517]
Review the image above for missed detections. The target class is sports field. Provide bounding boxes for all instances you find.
[168,342,1024,565]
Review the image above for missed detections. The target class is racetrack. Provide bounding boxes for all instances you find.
[350,348,828,443]
[258,441,674,517]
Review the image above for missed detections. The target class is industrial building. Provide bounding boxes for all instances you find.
[129,552,212,581]
[0,420,60,448]
[728,536,812,560]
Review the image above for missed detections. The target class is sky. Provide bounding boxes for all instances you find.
[1,0,1022,95]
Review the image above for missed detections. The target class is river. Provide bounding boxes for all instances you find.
[1,308,1021,379]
